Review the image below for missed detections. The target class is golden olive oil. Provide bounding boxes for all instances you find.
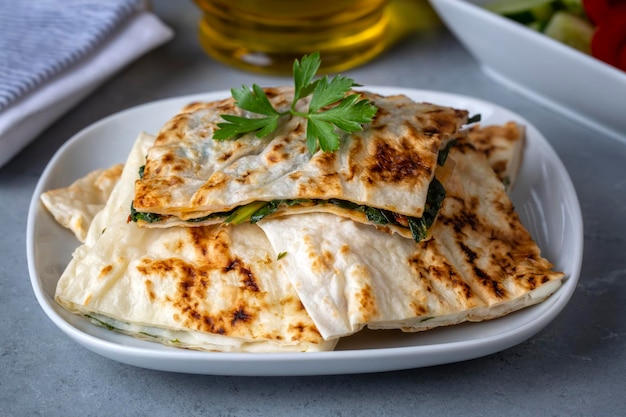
[194,0,392,73]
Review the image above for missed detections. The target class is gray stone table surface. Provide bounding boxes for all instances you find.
[1,1,625,416]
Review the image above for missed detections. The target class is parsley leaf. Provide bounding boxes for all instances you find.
[213,114,279,139]
[293,52,320,103]
[214,52,377,153]
[231,84,280,116]
[307,117,339,153]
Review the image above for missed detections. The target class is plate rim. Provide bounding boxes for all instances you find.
[26,86,584,376]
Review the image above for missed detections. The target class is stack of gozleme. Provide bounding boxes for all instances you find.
[44,88,563,352]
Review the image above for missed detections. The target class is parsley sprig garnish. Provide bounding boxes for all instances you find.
[213,52,378,153]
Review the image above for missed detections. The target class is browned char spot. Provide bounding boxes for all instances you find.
[265,142,290,165]
[313,149,338,171]
[224,258,260,292]
[231,306,252,325]
[367,140,431,183]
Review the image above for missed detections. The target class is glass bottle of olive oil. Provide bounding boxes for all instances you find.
[193,0,439,74]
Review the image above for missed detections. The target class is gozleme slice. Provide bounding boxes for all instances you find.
[131,87,469,242]
[258,143,563,339]
[55,132,336,352]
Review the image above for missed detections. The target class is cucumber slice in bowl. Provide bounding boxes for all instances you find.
[544,11,594,53]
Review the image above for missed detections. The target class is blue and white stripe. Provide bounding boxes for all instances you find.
[0,0,146,111]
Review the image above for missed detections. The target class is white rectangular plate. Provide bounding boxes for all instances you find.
[27,87,583,376]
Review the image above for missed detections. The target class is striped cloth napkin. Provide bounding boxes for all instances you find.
[0,0,173,168]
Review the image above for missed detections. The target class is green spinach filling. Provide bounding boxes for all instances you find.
[129,179,445,243]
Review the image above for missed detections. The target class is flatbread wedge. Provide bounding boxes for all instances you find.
[461,121,525,191]
[257,141,564,339]
[131,87,470,242]
[40,164,123,242]
[54,132,336,352]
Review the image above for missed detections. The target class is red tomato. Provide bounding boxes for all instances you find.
[618,43,626,71]
[583,0,625,24]
[586,1,626,70]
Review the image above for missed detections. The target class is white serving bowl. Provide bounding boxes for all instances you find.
[430,0,626,144]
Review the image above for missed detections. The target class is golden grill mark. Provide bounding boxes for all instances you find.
[292,121,305,137]
[171,163,189,174]
[288,322,320,341]
[451,210,480,234]
[459,242,478,263]
[276,295,323,342]
[234,170,253,184]
[314,149,338,171]
[491,161,507,178]
[456,275,474,301]
[264,87,281,99]
[98,265,113,279]
[345,137,364,181]
[181,101,203,112]
[291,323,306,334]
[137,256,262,335]
[218,150,233,163]
[145,279,156,302]
[164,239,185,253]
[422,126,440,137]
[410,301,428,316]
[203,172,229,190]
[429,262,472,300]
[216,101,237,113]
[424,108,469,136]
[297,173,342,196]
[472,265,506,299]
[266,143,290,165]
[160,152,176,165]
[196,227,231,262]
